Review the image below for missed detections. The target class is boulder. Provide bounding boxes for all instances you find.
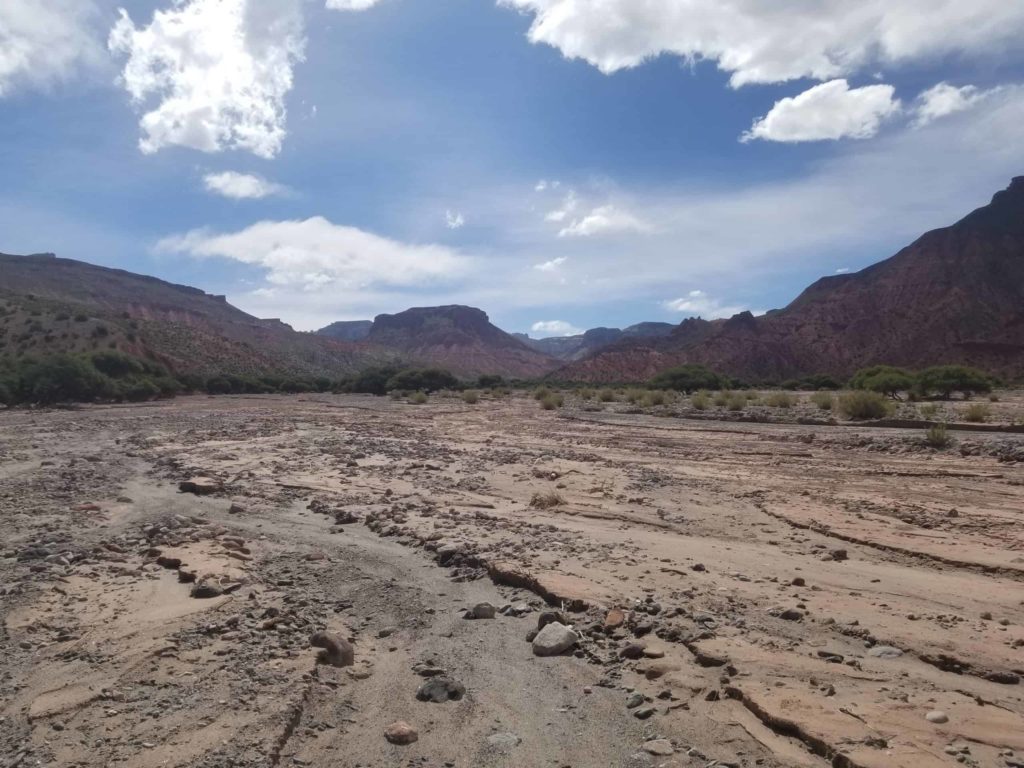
[532,622,577,656]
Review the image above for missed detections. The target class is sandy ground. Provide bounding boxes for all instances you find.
[1,392,1023,768]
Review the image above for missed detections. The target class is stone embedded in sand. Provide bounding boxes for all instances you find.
[467,602,496,620]
[619,641,646,660]
[156,556,182,569]
[532,622,577,656]
[537,610,567,631]
[416,676,465,702]
[310,631,355,668]
[190,582,223,599]
[868,645,904,659]
[925,710,949,724]
[642,739,674,756]
[830,548,848,561]
[384,721,418,745]
[604,608,625,630]
[179,477,221,495]
[486,732,521,749]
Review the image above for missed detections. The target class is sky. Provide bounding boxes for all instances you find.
[1,0,1023,338]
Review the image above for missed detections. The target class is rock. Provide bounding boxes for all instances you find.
[310,631,355,668]
[791,577,806,586]
[537,611,567,631]
[190,583,223,599]
[985,671,1020,685]
[384,721,418,745]
[619,641,647,660]
[777,608,804,621]
[467,602,496,620]
[691,563,706,572]
[155,556,182,569]
[416,677,465,702]
[626,692,645,709]
[868,645,904,659]
[486,732,521,750]
[228,503,246,514]
[532,622,577,656]
[830,548,848,562]
[925,711,949,724]
[604,608,625,630]
[179,477,221,495]
[642,739,674,756]
[633,706,656,719]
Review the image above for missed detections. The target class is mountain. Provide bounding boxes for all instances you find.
[317,320,373,342]
[556,177,1024,383]
[0,252,386,378]
[366,305,559,379]
[517,322,675,361]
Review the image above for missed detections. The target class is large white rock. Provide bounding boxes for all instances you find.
[532,622,577,656]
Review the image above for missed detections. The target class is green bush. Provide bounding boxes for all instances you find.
[919,402,939,418]
[963,403,991,423]
[387,368,459,393]
[713,390,730,407]
[0,381,11,405]
[408,391,428,405]
[765,392,796,408]
[540,393,563,410]
[849,365,915,399]
[477,374,504,389]
[726,393,746,411]
[642,390,666,407]
[650,364,726,393]
[534,386,553,400]
[598,388,616,402]
[462,390,480,404]
[810,391,834,411]
[690,392,710,410]
[924,423,951,448]
[917,365,992,400]
[838,391,893,420]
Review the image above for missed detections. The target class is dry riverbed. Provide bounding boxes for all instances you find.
[1,392,1023,768]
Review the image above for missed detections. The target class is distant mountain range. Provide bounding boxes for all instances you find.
[556,176,1024,383]
[3,177,1022,384]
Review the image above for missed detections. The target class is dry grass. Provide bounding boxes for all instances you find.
[530,491,566,509]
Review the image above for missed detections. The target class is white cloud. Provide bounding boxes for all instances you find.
[326,0,383,9]
[0,0,105,96]
[445,209,466,229]
[559,205,650,237]
[531,320,582,337]
[835,267,851,274]
[533,256,567,272]
[913,82,998,127]
[742,80,901,143]
[502,1,1024,87]
[663,291,750,320]
[545,190,577,222]
[108,0,306,158]
[156,217,467,292]
[203,171,287,199]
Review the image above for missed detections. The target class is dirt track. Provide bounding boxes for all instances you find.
[2,393,1023,768]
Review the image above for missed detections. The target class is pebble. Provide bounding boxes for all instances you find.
[926,711,949,724]
[384,721,418,745]
[642,739,674,756]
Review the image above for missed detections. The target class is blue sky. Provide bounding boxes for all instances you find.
[2,0,1023,337]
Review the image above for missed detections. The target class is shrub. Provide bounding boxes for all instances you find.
[917,365,992,400]
[649,364,726,393]
[849,365,915,400]
[477,374,504,389]
[540,393,563,410]
[408,391,428,405]
[690,392,710,410]
[765,392,796,408]
[963,403,991,423]
[924,423,951,448]
[462,390,480,404]
[0,381,11,405]
[726,393,746,411]
[530,491,565,509]
[534,386,552,400]
[838,391,893,420]
[642,390,666,407]
[988,393,1000,402]
[810,391,834,411]
[713,390,730,407]
[919,402,939,419]
[598,388,616,402]
[387,368,459,393]
[578,387,595,400]
[11,355,116,404]
[119,378,160,402]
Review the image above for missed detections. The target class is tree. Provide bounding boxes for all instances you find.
[649,364,726,393]
[917,365,992,400]
[849,365,915,400]
[386,368,460,393]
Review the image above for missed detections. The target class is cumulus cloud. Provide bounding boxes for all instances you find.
[663,291,750,320]
[559,205,650,237]
[108,0,306,158]
[530,320,582,337]
[156,217,467,292]
[544,190,578,222]
[326,0,383,9]
[742,80,901,143]
[0,0,105,96]
[445,210,466,229]
[913,82,998,127]
[203,171,287,199]
[502,0,1024,87]
[533,256,567,272]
